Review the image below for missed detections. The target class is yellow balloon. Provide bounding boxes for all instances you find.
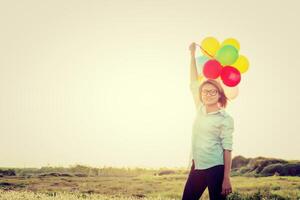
[221,38,240,51]
[232,55,249,73]
[200,37,220,57]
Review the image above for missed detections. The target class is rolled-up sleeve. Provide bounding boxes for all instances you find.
[220,116,234,151]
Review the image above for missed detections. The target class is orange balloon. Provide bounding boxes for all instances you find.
[220,81,239,100]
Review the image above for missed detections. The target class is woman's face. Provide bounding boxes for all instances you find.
[201,83,220,106]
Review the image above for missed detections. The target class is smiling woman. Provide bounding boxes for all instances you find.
[199,79,228,109]
[181,42,234,200]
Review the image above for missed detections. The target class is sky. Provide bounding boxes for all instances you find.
[0,0,300,169]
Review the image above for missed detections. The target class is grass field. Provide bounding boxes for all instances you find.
[1,169,300,199]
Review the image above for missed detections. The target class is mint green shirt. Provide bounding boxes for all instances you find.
[188,80,234,170]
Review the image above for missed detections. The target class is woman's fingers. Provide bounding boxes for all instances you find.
[189,42,196,52]
[225,188,232,195]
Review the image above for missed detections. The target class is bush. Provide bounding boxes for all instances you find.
[239,166,251,174]
[157,170,175,176]
[0,169,16,176]
[247,157,287,174]
[260,163,284,176]
[227,190,288,200]
[232,155,251,169]
[280,163,300,176]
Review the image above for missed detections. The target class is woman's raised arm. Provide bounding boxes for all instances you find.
[189,42,198,82]
[189,42,201,110]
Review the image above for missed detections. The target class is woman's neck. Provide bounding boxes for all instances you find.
[205,103,220,113]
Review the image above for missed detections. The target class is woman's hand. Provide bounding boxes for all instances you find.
[189,42,196,55]
[221,177,232,196]
[191,159,195,171]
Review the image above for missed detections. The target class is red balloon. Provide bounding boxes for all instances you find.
[202,59,222,79]
[220,66,241,87]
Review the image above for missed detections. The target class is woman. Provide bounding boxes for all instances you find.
[182,42,234,200]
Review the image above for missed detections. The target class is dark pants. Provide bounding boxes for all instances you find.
[182,160,227,200]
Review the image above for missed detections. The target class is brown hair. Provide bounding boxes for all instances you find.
[199,79,229,108]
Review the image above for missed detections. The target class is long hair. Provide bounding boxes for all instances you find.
[199,79,229,108]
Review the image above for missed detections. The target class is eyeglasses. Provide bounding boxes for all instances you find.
[201,89,218,96]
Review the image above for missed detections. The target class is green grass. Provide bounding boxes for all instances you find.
[1,171,300,199]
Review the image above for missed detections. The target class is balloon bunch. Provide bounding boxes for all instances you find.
[195,37,250,100]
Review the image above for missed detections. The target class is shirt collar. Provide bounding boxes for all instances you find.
[201,105,225,115]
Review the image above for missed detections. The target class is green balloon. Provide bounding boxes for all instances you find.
[216,45,239,65]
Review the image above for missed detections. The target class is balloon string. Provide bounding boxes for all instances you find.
[195,43,215,59]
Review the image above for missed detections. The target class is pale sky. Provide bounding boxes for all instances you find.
[1,0,300,169]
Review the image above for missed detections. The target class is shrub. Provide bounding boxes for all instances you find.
[0,169,16,176]
[247,157,287,174]
[280,163,300,176]
[260,163,284,176]
[157,170,175,176]
[232,155,251,169]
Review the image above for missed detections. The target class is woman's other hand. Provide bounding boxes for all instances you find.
[221,177,232,196]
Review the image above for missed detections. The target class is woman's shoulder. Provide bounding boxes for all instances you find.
[219,109,234,121]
